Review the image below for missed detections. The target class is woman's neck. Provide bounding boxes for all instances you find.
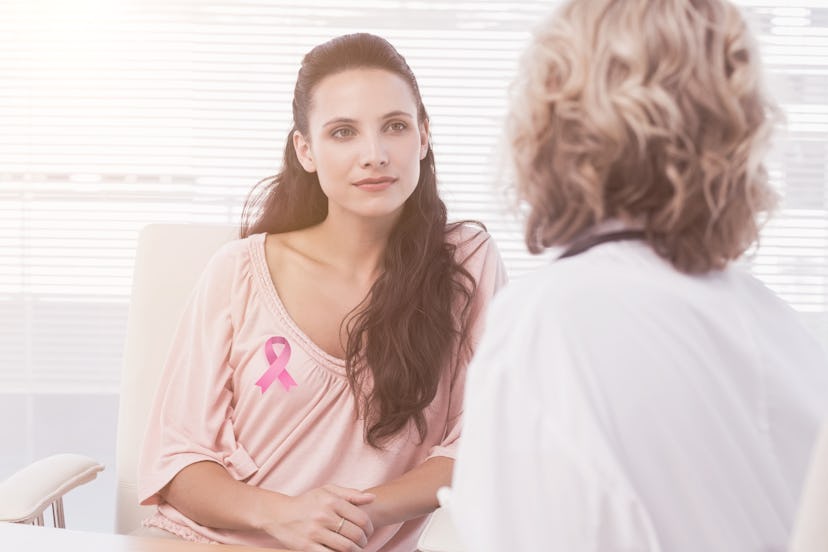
[306,211,397,284]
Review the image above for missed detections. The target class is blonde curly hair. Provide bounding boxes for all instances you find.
[510,0,779,273]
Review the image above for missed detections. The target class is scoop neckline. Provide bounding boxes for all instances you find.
[248,232,348,372]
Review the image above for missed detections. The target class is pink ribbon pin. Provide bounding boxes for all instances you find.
[255,336,297,392]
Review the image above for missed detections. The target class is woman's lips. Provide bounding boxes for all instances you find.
[353,177,397,191]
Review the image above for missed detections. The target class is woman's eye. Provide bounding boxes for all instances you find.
[332,127,355,139]
[387,121,407,132]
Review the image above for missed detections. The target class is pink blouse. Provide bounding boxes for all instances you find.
[137,226,506,551]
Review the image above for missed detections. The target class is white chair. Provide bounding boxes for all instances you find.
[0,453,104,527]
[0,223,459,550]
[789,420,828,552]
[0,223,235,530]
[113,223,239,533]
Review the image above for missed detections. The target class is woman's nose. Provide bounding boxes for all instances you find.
[359,135,389,168]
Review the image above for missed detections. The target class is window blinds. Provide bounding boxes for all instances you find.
[1,0,825,391]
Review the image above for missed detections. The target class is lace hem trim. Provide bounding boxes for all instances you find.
[143,513,219,545]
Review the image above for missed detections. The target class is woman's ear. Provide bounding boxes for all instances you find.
[419,120,430,161]
[292,130,317,173]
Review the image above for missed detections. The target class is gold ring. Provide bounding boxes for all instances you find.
[335,517,345,535]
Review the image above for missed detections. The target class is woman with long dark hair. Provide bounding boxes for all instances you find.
[138,33,505,552]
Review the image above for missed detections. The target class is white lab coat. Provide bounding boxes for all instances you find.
[452,238,828,552]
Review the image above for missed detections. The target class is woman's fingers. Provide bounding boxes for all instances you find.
[325,484,376,506]
[301,517,364,552]
[315,523,366,552]
[261,485,375,551]
[333,499,374,539]
[334,517,369,549]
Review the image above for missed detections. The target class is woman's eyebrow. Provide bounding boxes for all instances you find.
[322,116,357,128]
[381,110,415,120]
[322,110,415,128]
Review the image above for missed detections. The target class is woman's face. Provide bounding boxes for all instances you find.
[293,68,429,224]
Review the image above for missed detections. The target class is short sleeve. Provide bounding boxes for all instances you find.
[426,227,508,461]
[137,241,260,506]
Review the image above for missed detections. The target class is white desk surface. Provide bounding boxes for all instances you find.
[0,522,292,552]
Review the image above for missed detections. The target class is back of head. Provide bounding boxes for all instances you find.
[510,0,779,273]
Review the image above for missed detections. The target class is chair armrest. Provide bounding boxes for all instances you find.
[417,488,465,552]
[0,454,104,523]
[418,506,465,552]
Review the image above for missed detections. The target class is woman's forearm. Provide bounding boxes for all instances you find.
[160,460,284,531]
[362,456,453,527]
[161,460,376,551]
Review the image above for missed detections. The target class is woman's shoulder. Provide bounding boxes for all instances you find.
[445,222,506,285]
[445,222,493,257]
[197,232,265,286]
[205,232,259,263]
